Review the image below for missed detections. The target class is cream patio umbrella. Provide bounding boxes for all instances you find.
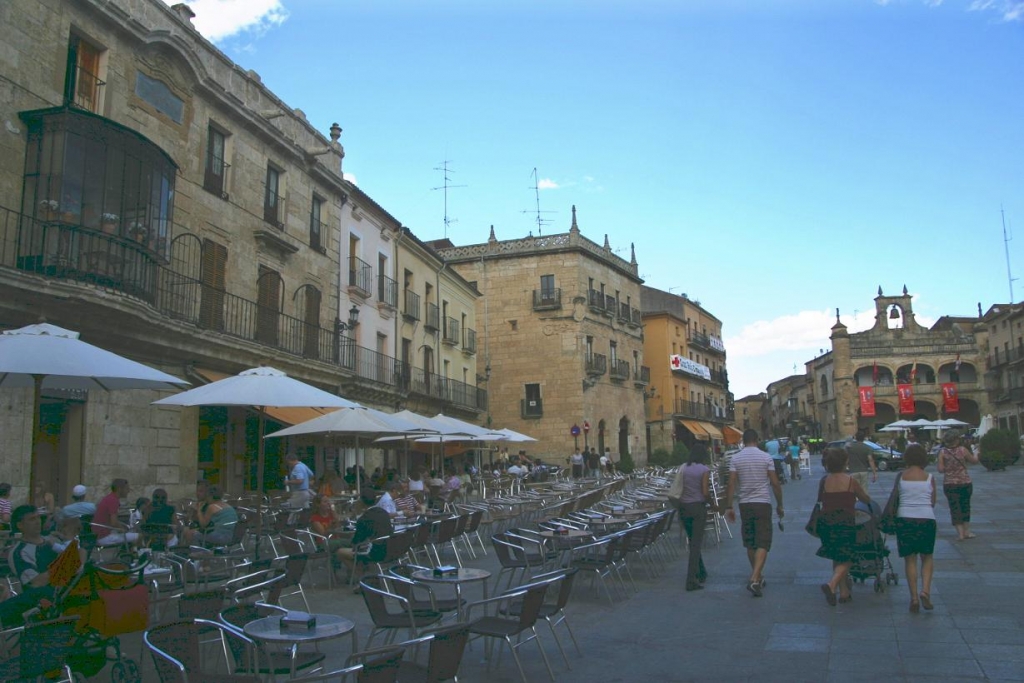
[153,366,359,557]
[0,323,189,497]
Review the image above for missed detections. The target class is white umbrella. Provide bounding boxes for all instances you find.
[0,323,189,496]
[265,407,430,491]
[153,366,358,556]
[877,425,905,432]
[495,427,538,442]
[430,413,507,440]
[884,419,916,429]
[932,418,970,428]
[907,418,937,428]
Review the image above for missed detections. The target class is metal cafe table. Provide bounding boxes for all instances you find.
[243,612,358,678]
[409,567,491,621]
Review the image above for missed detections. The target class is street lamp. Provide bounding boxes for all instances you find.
[333,305,360,364]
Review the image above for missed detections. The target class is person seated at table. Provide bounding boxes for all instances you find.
[507,461,528,477]
[309,494,350,554]
[47,514,82,553]
[335,488,393,586]
[129,496,149,529]
[0,482,12,528]
[443,468,462,496]
[94,478,139,547]
[182,485,238,547]
[407,469,425,493]
[375,481,406,518]
[394,482,423,517]
[141,488,178,548]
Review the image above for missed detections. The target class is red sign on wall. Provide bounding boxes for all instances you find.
[898,384,915,415]
[942,383,960,413]
[859,386,876,417]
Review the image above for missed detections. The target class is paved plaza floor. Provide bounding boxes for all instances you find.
[118,460,1024,682]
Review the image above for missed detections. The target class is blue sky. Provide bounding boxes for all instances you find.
[173,0,1024,398]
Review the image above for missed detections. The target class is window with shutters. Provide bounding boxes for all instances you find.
[256,266,283,346]
[204,124,230,199]
[295,284,322,359]
[65,34,106,113]
[199,239,227,331]
[264,165,283,227]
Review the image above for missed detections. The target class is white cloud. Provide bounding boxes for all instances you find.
[343,172,358,186]
[163,0,289,42]
[968,0,1024,19]
[537,178,559,190]
[724,304,936,397]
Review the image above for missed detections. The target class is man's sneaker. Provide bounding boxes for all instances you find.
[747,581,763,597]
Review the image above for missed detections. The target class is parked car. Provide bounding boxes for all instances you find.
[826,439,905,471]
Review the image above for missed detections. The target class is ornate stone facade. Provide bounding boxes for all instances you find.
[431,209,649,465]
[810,288,990,441]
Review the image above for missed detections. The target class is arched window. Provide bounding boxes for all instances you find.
[820,375,829,398]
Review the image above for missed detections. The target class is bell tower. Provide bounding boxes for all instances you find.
[872,285,922,333]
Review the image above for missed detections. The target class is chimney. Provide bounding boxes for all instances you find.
[170,3,196,27]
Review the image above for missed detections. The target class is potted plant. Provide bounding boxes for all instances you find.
[100,213,119,234]
[38,199,59,221]
[978,428,1020,471]
[127,221,148,243]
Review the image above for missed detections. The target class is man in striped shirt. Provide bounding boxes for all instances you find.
[725,428,784,597]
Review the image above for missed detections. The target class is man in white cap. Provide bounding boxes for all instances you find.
[54,484,96,524]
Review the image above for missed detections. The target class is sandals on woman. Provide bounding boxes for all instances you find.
[919,593,933,610]
[820,583,837,606]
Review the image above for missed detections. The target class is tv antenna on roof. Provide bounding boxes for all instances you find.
[431,159,466,239]
[520,167,556,236]
[1002,206,1016,303]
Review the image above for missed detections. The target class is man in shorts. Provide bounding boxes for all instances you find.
[845,429,877,491]
[725,429,784,597]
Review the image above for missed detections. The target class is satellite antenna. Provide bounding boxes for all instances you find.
[1002,206,1016,303]
[431,159,466,239]
[520,167,555,236]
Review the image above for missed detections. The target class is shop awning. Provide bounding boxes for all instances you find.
[700,422,724,440]
[723,425,744,445]
[679,419,710,440]
[191,367,337,426]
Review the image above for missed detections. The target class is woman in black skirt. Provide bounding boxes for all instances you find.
[816,448,871,605]
[895,444,937,613]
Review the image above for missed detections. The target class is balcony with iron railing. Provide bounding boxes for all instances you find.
[71,66,105,114]
[630,307,641,326]
[618,302,631,322]
[263,189,284,228]
[604,295,616,316]
[610,359,631,381]
[585,353,607,376]
[425,302,440,331]
[673,399,735,422]
[308,217,327,254]
[378,273,398,309]
[710,368,729,387]
[521,398,543,418]
[463,327,477,354]
[348,256,372,297]
[988,345,1024,369]
[204,154,230,200]
[634,365,650,385]
[588,289,605,311]
[0,204,488,411]
[443,316,460,345]
[403,289,420,320]
[532,288,561,310]
[691,331,726,356]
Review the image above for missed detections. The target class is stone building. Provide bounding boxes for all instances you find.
[809,288,989,441]
[430,208,649,466]
[980,303,1023,434]
[733,393,767,435]
[0,0,484,502]
[640,286,736,454]
[765,374,815,440]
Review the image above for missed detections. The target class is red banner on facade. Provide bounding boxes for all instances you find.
[942,383,960,413]
[859,386,876,417]
[898,384,915,415]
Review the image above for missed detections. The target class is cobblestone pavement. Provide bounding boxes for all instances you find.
[116,460,1024,682]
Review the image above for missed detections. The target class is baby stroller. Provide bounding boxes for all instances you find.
[56,553,151,682]
[848,500,898,592]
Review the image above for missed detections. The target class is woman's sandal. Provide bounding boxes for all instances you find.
[909,600,920,613]
[838,594,853,604]
[919,593,933,610]
[821,583,837,606]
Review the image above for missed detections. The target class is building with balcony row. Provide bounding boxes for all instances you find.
[640,286,737,454]
[0,0,483,502]
[429,210,650,465]
[980,302,1024,434]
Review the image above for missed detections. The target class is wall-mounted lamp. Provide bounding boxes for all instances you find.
[336,304,360,333]
[643,386,657,400]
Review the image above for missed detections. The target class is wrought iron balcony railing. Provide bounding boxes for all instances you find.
[464,327,477,354]
[443,316,460,345]
[585,353,607,376]
[610,359,631,381]
[532,288,561,310]
[378,273,398,309]
[348,256,372,296]
[425,303,440,331]
[403,289,420,320]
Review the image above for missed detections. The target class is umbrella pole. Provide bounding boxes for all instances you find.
[355,437,361,493]
[254,406,266,560]
[28,374,43,503]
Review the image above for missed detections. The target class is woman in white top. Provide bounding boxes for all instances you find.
[894,444,937,613]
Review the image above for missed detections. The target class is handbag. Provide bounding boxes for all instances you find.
[878,473,903,535]
[804,476,827,538]
[666,466,686,507]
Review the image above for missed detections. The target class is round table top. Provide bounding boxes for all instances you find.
[589,517,628,525]
[244,614,355,644]
[539,528,591,539]
[410,567,491,584]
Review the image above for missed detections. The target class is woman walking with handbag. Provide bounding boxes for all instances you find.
[895,444,937,613]
[815,448,872,606]
[673,443,716,591]
[937,432,979,541]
